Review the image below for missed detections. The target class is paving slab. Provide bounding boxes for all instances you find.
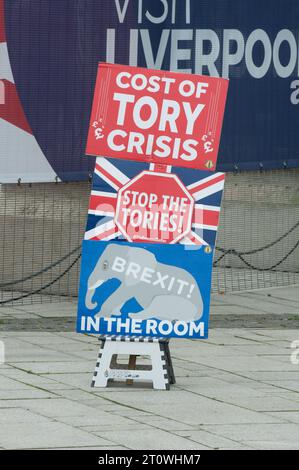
[93,389,284,426]
[94,428,209,450]
[126,415,195,431]
[0,389,58,400]
[245,440,299,450]
[0,419,114,449]
[0,285,299,449]
[219,296,298,315]
[2,397,107,418]
[264,411,299,424]
[200,423,299,448]
[173,430,256,450]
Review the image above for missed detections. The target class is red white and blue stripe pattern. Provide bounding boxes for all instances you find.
[0,0,57,183]
[85,157,225,246]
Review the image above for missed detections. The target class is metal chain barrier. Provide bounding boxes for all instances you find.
[1,220,298,305]
[0,174,298,304]
[0,252,82,305]
[214,220,299,271]
[0,246,81,288]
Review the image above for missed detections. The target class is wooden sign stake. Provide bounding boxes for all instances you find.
[126,354,137,385]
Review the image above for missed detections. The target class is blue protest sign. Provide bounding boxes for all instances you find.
[77,240,213,339]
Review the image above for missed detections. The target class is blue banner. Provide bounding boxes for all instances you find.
[2,0,299,182]
[77,240,213,339]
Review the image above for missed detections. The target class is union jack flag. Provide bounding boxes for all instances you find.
[85,157,225,246]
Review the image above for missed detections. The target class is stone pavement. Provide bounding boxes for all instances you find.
[0,286,298,450]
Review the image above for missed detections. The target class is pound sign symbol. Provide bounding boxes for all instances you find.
[95,127,104,140]
[204,141,213,153]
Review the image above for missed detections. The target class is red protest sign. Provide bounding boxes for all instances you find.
[115,170,194,244]
[86,63,228,171]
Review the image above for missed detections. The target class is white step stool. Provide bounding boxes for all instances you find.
[91,335,175,390]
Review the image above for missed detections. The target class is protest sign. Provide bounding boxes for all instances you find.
[78,62,228,343]
[77,240,213,339]
[85,157,225,246]
[115,170,194,243]
[86,63,228,171]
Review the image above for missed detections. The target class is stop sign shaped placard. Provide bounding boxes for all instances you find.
[115,171,194,244]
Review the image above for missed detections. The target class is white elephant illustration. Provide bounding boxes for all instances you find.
[85,244,203,322]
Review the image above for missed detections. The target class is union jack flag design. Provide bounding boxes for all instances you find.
[85,157,225,247]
